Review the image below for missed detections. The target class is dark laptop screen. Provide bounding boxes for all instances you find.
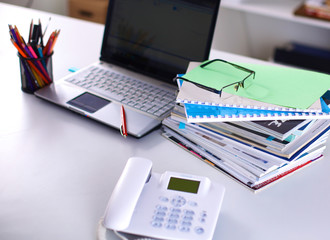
[100,0,220,83]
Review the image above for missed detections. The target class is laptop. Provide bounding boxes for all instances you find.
[35,0,221,138]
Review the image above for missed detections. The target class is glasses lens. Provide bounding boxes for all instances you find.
[242,72,254,89]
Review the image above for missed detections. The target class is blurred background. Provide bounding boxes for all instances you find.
[2,0,329,73]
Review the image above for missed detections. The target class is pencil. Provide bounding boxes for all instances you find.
[27,43,51,83]
[23,43,50,84]
[9,20,59,91]
[48,29,60,54]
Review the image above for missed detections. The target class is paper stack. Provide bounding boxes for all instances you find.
[162,60,330,192]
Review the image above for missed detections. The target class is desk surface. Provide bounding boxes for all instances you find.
[1,3,330,240]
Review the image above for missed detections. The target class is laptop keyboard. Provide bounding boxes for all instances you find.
[65,66,176,117]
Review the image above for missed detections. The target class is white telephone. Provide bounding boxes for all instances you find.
[102,157,225,240]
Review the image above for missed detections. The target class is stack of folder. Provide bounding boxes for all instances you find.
[162,60,330,192]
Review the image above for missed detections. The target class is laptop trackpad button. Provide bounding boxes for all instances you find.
[67,92,110,113]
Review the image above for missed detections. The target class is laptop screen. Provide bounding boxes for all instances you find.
[100,0,220,83]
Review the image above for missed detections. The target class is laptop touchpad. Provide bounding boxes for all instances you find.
[67,92,110,113]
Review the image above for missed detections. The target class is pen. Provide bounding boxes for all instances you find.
[42,17,51,39]
[27,43,51,81]
[38,19,44,47]
[37,45,47,69]
[120,105,128,138]
[8,21,60,92]
[10,39,43,87]
[28,19,33,43]
[24,43,50,84]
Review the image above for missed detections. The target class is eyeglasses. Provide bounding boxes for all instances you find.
[175,59,256,98]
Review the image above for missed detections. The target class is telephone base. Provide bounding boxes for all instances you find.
[101,157,225,240]
[97,218,163,240]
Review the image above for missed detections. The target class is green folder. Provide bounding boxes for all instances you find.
[182,60,330,109]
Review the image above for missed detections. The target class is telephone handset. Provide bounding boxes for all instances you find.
[103,157,225,240]
[103,157,153,230]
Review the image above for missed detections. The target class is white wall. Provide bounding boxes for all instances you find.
[213,6,330,60]
[212,7,251,57]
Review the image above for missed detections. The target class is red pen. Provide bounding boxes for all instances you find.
[120,105,127,138]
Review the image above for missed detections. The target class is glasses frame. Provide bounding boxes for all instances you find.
[174,59,256,97]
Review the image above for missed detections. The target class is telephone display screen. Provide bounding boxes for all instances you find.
[167,177,200,194]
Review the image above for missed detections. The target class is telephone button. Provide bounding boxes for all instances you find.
[170,208,181,214]
[200,211,207,222]
[188,201,198,207]
[151,221,163,228]
[183,209,195,216]
[183,216,193,222]
[171,196,186,207]
[165,224,176,230]
[154,211,166,218]
[155,205,168,211]
[167,218,178,224]
[195,227,205,234]
[200,211,207,217]
[152,196,209,234]
[181,221,192,227]
[153,216,164,222]
[178,226,190,232]
[159,196,169,202]
[169,213,180,219]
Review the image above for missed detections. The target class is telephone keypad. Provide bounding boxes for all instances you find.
[171,195,186,207]
[151,195,206,235]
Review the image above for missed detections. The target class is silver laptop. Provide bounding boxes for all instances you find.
[35,0,220,138]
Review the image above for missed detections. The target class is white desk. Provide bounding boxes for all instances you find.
[1,3,330,240]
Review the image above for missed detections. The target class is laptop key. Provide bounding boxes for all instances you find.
[67,67,176,117]
[88,86,124,102]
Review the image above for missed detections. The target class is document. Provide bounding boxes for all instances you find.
[181,61,330,109]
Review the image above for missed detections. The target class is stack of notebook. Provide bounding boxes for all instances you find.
[162,60,330,192]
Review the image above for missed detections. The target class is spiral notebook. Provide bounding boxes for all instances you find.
[182,100,330,123]
[176,62,330,122]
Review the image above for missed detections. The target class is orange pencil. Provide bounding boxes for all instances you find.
[13,25,24,46]
[23,43,50,84]
[43,31,55,56]
[48,29,60,55]
[10,39,41,87]
[10,38,27,57]
[13,41,50,85]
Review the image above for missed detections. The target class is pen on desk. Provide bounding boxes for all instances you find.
[120,105,128,138]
